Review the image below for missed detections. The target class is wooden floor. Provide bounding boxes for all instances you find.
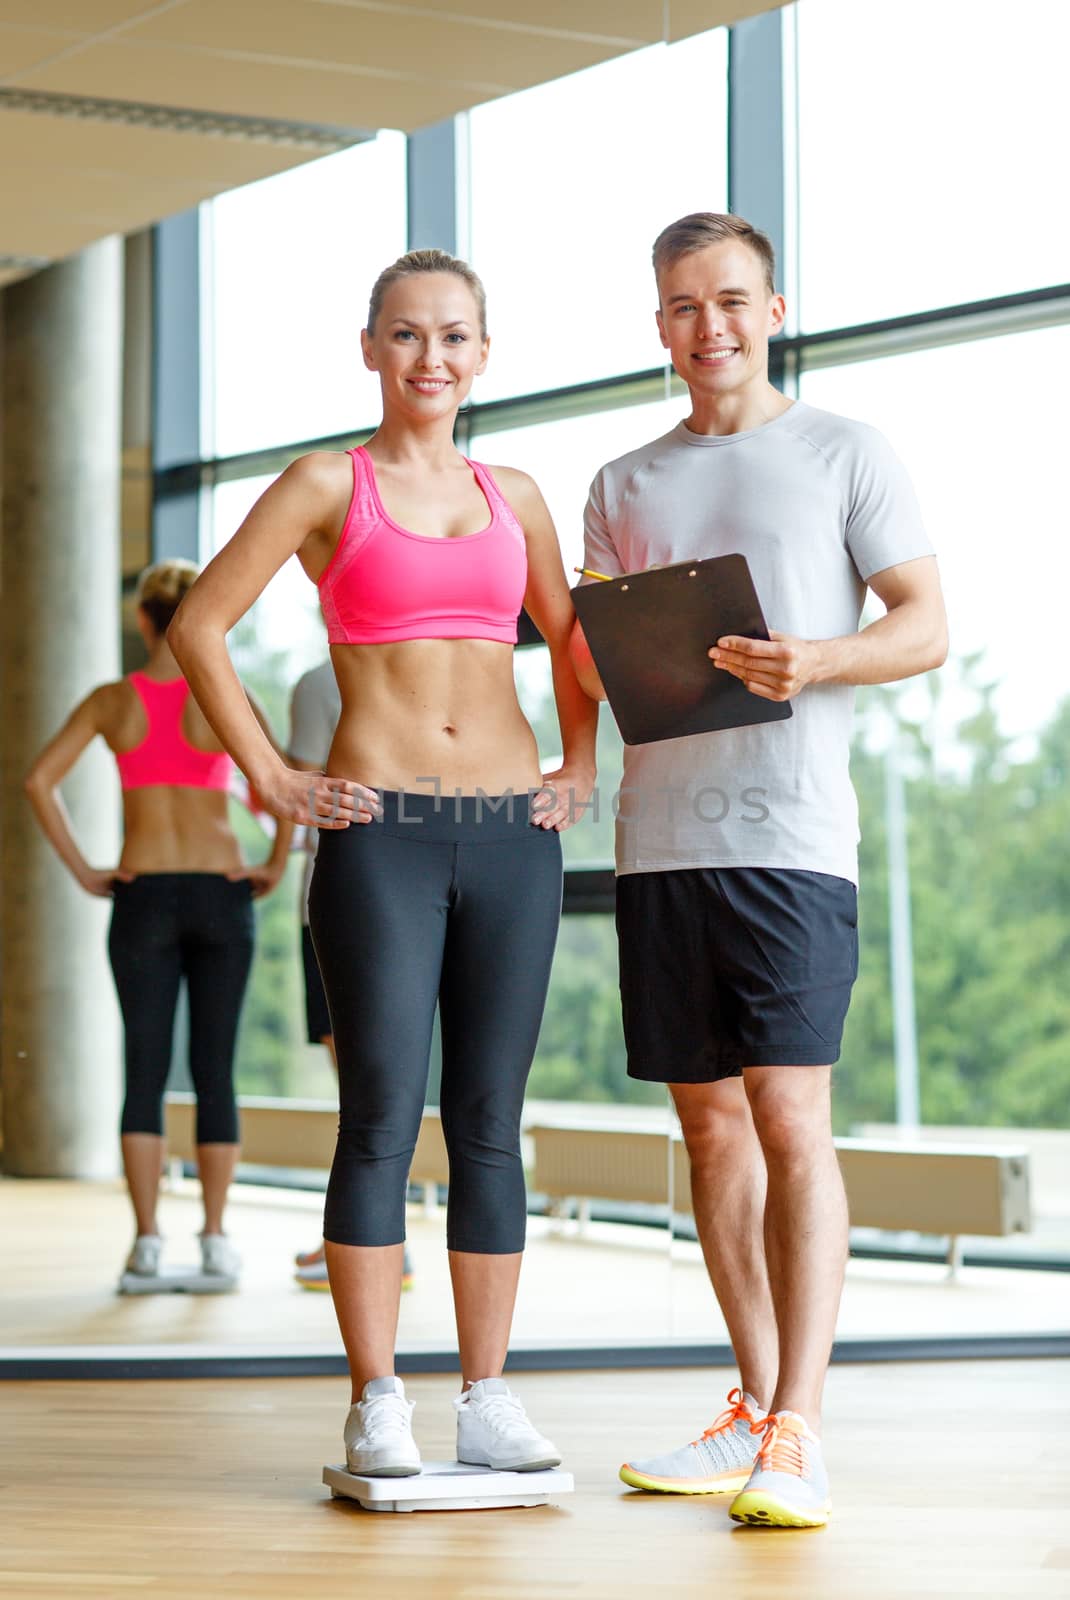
[2,1361,1067,1599]
[4,1178,1069,1353]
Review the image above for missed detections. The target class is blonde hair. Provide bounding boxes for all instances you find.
[652,213,777,298]
[367,248,488,339]
[135,559,199,636]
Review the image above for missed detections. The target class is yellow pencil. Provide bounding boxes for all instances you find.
[574,566,614,582]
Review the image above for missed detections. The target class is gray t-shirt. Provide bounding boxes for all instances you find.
[583,401,934,886]
[288,660,342,923]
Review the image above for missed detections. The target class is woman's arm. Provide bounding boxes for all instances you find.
[568,618,607,702]
[24,685,131,897]
[168,453,379,830]
[494,467,599,833]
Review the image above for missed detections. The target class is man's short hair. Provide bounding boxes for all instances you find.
[652,213,777,299]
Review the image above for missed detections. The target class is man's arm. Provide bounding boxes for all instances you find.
[709,554,947,702]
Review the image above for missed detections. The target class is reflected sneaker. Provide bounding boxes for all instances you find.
[729,1411,831,1528]
[619,1388,764,1494]
[455,1379,561,1472]
[295,1256,330,1291]
[295,1247,414,1292]
[124,1234,162,1277]
[345,1377,422,1477]
[200,1233,240,1278]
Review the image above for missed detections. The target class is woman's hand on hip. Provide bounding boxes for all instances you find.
[261,765,382,829]
[80,866,136,898]
[531,764,597,832]
[228,860,285,900]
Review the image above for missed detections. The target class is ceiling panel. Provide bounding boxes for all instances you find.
[0,171,216,232]
[0,23,79,73]
[364,0,782,45]
[0,0,787,283]
[0,1,169,28]
[126,0,615,93]
[18,43,485,127]
[1,212,115,258]
[0,107,320,185]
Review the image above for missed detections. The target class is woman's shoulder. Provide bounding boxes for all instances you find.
[281,449,356,497]
[95,677,135,707]
[479,462,543,515]
[80,678,138,739]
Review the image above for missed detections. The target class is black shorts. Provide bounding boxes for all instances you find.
[301,923,333,1044]
[616,867,858,1082]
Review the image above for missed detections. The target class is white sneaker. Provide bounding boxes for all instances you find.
[345,1377,422,1477]
[455,1378,561,1472]
[125,1234,162,1276]
[200,1233,240,1278]
[619,1388,764,1494]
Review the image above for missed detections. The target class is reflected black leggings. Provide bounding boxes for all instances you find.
[310,791,562,1254]
[108,874,254,1144]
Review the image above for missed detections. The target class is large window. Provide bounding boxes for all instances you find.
[468,29,728,400]
[803,329,1070,1139]
[796,0,1070,330]
[801,330,1070,749]
[208,133,407,457]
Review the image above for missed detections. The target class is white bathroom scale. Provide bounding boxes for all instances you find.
[118,1267,237,1295]
[323,1460,575,1513]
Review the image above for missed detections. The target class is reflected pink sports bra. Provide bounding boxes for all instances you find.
[318,447,528,645]
[116,673,232,792]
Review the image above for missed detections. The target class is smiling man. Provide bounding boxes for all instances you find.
[570,212,947,1528]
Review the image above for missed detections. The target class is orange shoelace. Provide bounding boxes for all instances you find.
[693,1386,751,1446]
[751,1413,808,1477]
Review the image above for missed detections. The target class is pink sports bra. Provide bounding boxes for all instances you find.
[115,673,232,792]
[318,447,528,645]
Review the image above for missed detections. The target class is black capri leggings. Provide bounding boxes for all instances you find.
[310,790,563,1255]
[108,874,254,1145]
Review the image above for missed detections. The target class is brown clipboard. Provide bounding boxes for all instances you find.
[572,553,793,746]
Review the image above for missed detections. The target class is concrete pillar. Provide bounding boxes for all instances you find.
[1,238,124,1177]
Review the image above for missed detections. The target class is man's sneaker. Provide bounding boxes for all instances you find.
[455,1379,561,1472]
[295,1255,330,1291]
[344,1377,422,1477]
[729,1410,831,1528]
[294,1247,414,1292]
[294,1242,325,1269]
[200,1233,240,1278]
[619,1388,764,1494]
[124,1234,162,1276]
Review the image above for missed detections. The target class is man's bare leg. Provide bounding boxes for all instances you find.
[743,1064,848,1430]
[671,1078,779,1409]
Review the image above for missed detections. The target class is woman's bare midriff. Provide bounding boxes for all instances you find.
[328,638,543,797]
[118,787,243,875]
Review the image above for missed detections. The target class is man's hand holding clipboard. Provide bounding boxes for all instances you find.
[707,631,818,703]
[570,553,793,747]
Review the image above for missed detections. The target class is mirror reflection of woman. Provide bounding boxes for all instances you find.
[169,250,598,1476]
[25,561,293,1285]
